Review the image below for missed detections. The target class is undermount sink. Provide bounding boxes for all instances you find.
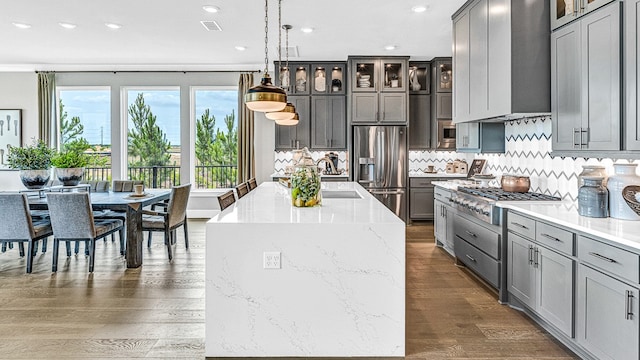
[321,190,363,199]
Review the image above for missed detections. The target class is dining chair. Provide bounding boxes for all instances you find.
[236,182,249,199]
[0,193,53,273]
[142,184,191,261]
[82,180,110,192]
[112,180,144,192]
[217,190,236,211]
[82,180,124,252]
[46,192,125,272]
[248,178,258,190]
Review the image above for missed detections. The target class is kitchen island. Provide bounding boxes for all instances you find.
[205,182,405,357]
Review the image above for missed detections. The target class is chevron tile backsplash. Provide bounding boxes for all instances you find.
[410,116,640,201]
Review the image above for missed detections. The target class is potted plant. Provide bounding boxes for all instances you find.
[6,139,55,189]
[51,138,92,186]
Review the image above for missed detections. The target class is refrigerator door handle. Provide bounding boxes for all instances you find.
[369,189,405,195]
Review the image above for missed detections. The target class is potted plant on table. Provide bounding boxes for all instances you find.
[51,138,93,186]
[6,139,55,189]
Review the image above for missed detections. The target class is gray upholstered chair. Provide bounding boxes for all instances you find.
[84,180,124,250]
[217,190,236,211]
[248,178,258,190]
[81,180,110,192]
[0,193,53,273]
[112,180,144,192]
[142,184,191,261]
[236,182,249,199]
[46,192,125,272]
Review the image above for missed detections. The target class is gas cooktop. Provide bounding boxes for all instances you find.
[457,187,561,201]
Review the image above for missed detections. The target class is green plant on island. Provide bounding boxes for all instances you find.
[6,139,55,170]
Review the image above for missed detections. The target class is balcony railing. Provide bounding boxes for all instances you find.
[84,165,237,189]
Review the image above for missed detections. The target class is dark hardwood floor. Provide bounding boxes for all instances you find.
[0,220,577,359]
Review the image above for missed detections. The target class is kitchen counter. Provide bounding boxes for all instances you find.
[205,182,405,357]
[409,171,467,178]
[497,201,640,252]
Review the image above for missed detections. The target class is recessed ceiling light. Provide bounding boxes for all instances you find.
[412,5,428,13]
[203,5,220,13]
[384,45,397,51]
[105,23,122,29]
[59,22,77,29]
[12,22,31,29]
[300,27,313,33]
[235,46,246,51]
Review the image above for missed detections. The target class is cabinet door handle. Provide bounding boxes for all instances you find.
[573,128,581,149]
[626,290,634,320]
[465,230,477,238]
[528,245,534,265]
[511,222,529,230]
[581,128,589,149]
[588,252,617,263]
[534,248,539,268]
[540,233,561,242]
[383,112,385,120]
[579,0,585,12]
[376,111,379,121]
[466,254,476,262]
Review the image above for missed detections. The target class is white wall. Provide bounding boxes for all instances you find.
[0,72,39,190]
[254,112,275,183]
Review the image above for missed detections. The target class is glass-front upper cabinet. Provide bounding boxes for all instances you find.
[551,0,615,30]
[352,60,377,92]
[277,64,292,93]
[435,61,452,93]
[408,62,430,94]
[312,63,345,95]
[381,59,406,92]
[293,64,310,94]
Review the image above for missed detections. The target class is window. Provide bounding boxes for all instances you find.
[57,88,111,181]
[125,89,180,189]
[193,89,238,188]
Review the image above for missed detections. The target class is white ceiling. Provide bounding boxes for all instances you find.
[0,0,467,72]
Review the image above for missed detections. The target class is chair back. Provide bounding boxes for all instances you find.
[112,180,144,192]
[167,184,191,228]
[217,190,236,211]
[236,182,249,199]
[81,180,109,192]
[46,192,96,239]
[0,193,35,240]
[248,178,258,190]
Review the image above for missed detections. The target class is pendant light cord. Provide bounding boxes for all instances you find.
[264,0,269,74]
[277,0,282,86]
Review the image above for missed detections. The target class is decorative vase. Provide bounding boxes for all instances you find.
[578,165,608,192]
[290,148,321,207]
[19,169,50,189]
[409,68,421,91]
[607,163,640,220]
[56,167,84,186]
[578,176,609,218]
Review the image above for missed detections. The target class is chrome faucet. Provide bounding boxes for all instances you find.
[316,157,336,175]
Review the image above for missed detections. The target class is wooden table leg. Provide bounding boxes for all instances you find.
[126,203,143,268]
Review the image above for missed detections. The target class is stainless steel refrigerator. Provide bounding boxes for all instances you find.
[353,125,407,222]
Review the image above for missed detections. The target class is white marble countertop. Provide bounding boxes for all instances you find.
[497,201,640,252]
[409,172,467,178]
[270,172,349,179]
[211,181,403,225]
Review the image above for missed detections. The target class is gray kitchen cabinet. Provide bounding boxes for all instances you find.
[552,1,621,152]
[348,56,409,124]
[310,96,346,150]
[452,0,550,123]
[456,122,505,153]
[551,0,617,31]
[434,187,455,255]
[508,233,536,309]
[436,94,452,120]
[626,0,640,150]
[274,96,310,150]
[311,63,346,95]
[577,264,639,360]
[410,188,435,219]
[409,94,431,149]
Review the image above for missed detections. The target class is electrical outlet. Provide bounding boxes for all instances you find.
[263,251,281,269]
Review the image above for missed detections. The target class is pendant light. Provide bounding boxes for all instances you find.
[244,0,287,113]
[266,0,296,121]
[270,23,299,125]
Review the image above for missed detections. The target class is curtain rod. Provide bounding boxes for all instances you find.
[35,70,261,74]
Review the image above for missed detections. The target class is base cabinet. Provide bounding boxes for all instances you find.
[577,264,640,360]
[410,187,434,219]
[434,199,454,255]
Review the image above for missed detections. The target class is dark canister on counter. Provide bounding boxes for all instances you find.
[578,176,609,218]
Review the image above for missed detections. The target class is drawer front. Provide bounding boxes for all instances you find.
[578,236,640,283]
[507,212,536,239]
[535,221,575,256]
[410,178,434,187]
[454,214,500,259]
[434,187,452,202]
[455,236,500,288]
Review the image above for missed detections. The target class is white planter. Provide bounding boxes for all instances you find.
[56,167,84,186]
[19,169,51,189]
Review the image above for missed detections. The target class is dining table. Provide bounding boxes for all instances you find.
[29,189,171,268]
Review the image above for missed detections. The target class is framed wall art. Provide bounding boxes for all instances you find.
[467,159,486,178]
[0,109,22,170]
